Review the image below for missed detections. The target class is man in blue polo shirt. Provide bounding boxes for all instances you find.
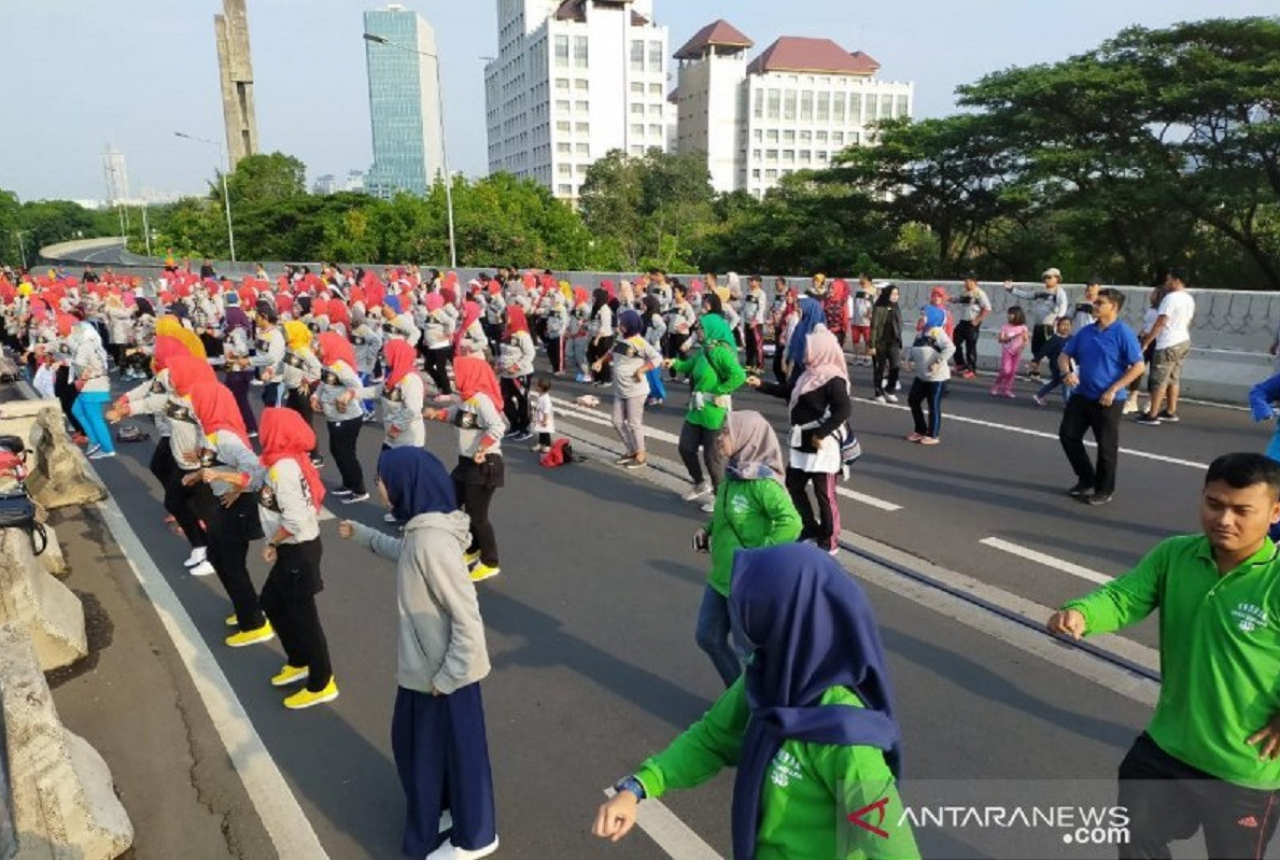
[1058,288,1146,505]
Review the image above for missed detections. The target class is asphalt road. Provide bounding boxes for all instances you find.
[83,352,1266,859]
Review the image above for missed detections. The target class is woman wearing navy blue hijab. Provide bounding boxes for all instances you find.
[338,447,499,859]
[785,297,830,386]
[595,543,919,860]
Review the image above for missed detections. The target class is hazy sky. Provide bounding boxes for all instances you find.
[0,0,1271,202]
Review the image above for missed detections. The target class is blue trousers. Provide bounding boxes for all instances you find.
[695,584,750,687]
[645,367,667,402]
[72,391,114,453]
[392,683,497,856]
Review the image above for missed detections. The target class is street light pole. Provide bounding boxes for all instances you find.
[363,32,457,268]
[174,131,237,263]
[12,231,27,270]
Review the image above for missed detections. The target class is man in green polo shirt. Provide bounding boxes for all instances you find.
[1048,452,1280,858]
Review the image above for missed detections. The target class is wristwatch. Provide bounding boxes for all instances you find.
[613,776,646,802]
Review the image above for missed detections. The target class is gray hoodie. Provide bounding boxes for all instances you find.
[908,328,957,382]
[351,512,490,694]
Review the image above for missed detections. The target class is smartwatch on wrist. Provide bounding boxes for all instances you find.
[613,776,646,802]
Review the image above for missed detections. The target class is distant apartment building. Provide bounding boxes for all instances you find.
[363,4,445,199]
[313,170,367,195]
[484,0,672,203]
[672,19,914,196]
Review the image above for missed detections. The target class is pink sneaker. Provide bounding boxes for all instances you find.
[905,433,924,443]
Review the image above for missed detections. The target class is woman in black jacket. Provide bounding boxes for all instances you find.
[747,327,852,553]
[870,284,903,402]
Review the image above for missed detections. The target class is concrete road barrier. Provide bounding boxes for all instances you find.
[0,624,133,860]
[23,410,105,512]
[0,529,86,672]
[36,525,66,580]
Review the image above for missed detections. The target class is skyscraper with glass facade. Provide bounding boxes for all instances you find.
[364,4,445,198]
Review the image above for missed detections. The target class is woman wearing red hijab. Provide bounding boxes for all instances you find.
[380,340,426,461]
[314,332,368,503]
[182,381,272,647]
[255,408,337,709]
[426,356,506,581]
[497,307,536,440]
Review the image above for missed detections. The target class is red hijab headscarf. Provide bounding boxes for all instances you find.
[317,332,357,371]
[189,381,250,447]
[503,307,530,339]
[327,300,350,330]
[259,407,325,509]
[167,355,216,395]
[152,336,186,372]
[454,356,502,406]
[454,300,483,352]
[382,339,417,389]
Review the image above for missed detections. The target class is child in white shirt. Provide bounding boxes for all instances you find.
[532,376,555,452]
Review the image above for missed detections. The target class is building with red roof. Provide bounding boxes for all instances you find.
[672,22,913,196]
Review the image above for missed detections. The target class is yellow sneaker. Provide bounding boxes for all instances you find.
[470,563,500,583]
[463,550,481,566]
[224,614,238,628]
[225,621,274,648]
[271,665,309,687]
[284,678,339,710]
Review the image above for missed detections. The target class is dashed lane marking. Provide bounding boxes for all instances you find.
[979,537,1115,586]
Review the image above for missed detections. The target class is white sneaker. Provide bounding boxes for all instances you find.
[439,810,453,834]
[190,560,216,577]
[383,512,399,524]
[184,547,209,568]
[89,450,117,460]
[426,836,499,860]
[681,483,711,502]
[874,394,886,403]
[699,500,716,513]
[1122,399,1140,415]
[884,394,899,404]
[86,443,101,456]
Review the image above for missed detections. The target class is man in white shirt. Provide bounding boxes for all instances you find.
[1135,268,1195,426]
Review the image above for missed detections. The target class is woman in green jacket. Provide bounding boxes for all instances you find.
[666,312,746,511]
[595,543,919,860]
[692,410,801,686]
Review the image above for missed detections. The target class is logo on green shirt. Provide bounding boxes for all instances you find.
[1232,602,1268,634]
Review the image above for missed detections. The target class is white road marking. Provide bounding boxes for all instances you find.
[852,395,1210,470]
[602,788,724,860]
[838,487,901,512]
[94,490,330,859]
[979,537,1115,585]
[552,397,904,512]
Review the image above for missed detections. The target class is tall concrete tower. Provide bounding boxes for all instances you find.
[102,146,130,205]
[215,0,259,169]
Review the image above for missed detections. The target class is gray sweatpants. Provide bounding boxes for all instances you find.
[611,394,647,455]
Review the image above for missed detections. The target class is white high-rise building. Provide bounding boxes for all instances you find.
[102,146,130,206]
[484,0,671,203]
[672,20,914,197]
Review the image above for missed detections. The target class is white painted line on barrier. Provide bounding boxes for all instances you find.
[979,537,1115,586]
[852,396,1210,470]
[601,788,724,860]
[552,397,906,512]
[89,478,331,859]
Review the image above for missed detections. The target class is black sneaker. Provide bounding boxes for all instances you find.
[1133,414,1161,426]
[1067,482,1092,498]
[1082,493,1114,506]
[1157,411,1180,423]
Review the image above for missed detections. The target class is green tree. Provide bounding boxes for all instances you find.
[579,149,715,270]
